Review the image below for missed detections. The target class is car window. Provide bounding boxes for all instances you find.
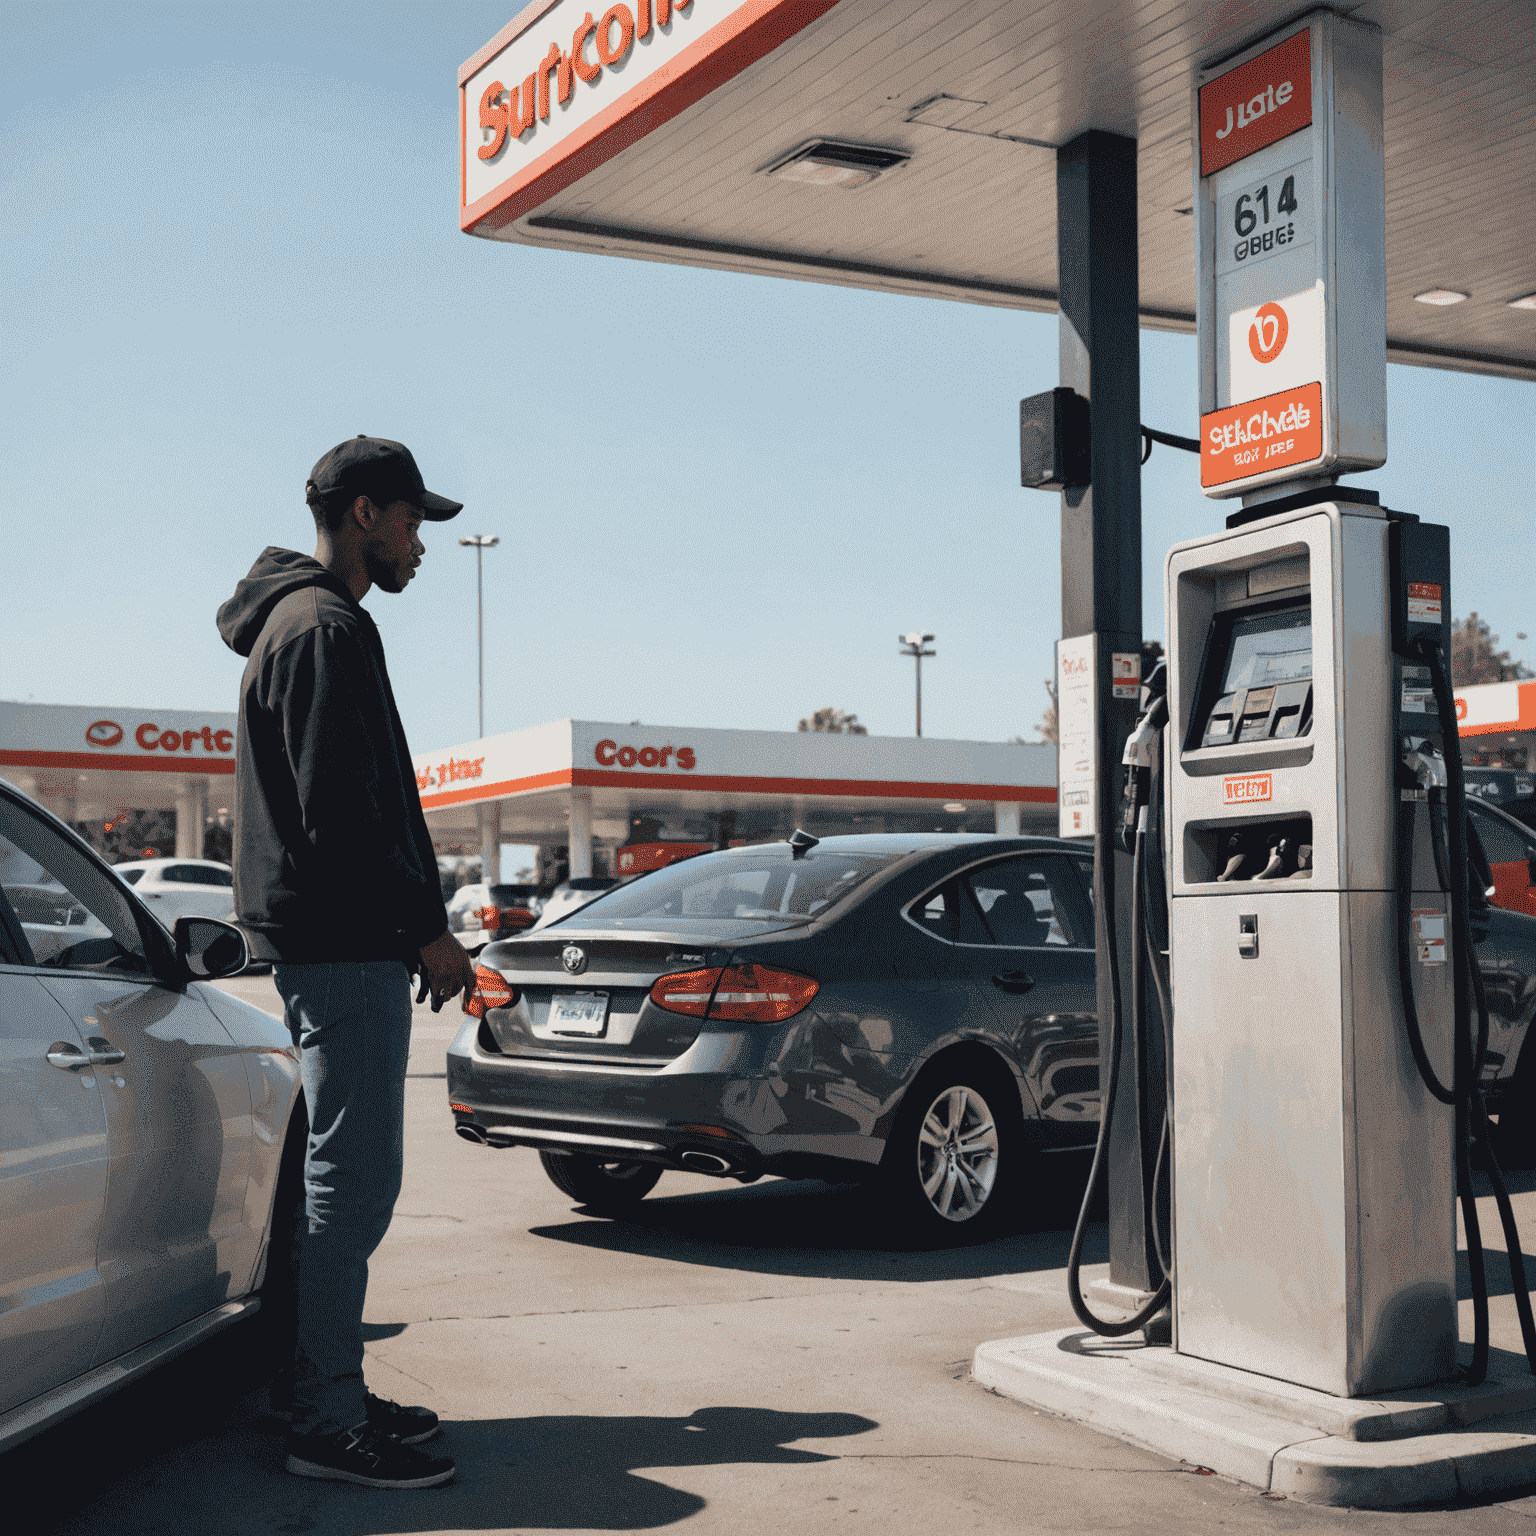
[911,885,954,941]
[961,856,1083,947]
[1469,802,1532,865]
[118,867,145,885]
[0,797,153,974]
[163,863,233,887]
[572,846,905,930]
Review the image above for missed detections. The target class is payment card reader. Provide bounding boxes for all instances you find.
[1166,493,1456,1396]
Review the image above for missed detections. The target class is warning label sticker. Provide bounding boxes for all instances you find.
[1223,772,1273,805]
[1407,582,1443,623]
[1201,381,1323,488]
[1111,652,1141,700]
[1412,908,1446,965]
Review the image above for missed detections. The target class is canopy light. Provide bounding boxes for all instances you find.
[766,141,909,189]
[1510,294,1536,310]
[1413,289,1468,306]
[943,803,968,813]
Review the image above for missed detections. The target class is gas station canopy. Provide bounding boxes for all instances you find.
[460,0,1534,381]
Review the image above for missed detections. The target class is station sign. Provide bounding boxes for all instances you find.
[1193,13,1386,498]
[460,0,838,236]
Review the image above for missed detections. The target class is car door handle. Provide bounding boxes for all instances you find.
[45,1041,126,1070]
[992,971,1036,994]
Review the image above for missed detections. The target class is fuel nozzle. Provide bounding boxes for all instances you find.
[1119,662,1170,853]
[1402,737,1447,798]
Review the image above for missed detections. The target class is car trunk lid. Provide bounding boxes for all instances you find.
[475,933,732,1066]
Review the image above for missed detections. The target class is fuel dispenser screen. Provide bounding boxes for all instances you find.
[1200,604,1313,747]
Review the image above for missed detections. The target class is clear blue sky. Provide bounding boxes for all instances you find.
[3,1,1531,752]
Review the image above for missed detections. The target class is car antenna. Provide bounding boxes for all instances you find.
[788,828,819,859]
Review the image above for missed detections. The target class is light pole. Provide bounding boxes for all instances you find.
[899,631,936,736]
[458,535,500,737]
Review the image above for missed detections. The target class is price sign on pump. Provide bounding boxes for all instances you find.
[1193,13,1386,497]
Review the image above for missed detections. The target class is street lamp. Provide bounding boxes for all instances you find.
[458,535,500,737]
[898,631,936,736]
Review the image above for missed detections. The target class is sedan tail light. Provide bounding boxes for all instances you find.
[650,967,718,1017]
[650,964,818,1024]
[465,965,518,1018]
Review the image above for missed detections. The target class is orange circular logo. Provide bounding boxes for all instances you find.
[85,720,124,748]
[1248,302,1289,363]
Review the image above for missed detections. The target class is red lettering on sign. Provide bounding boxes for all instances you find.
[1201,381,1323,488]
[478,80,509,160]
[593,740,697,771]
[1200,30,1311,177]
[1223,772,1274,806]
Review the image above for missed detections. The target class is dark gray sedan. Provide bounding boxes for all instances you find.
[447,833,1100,1240]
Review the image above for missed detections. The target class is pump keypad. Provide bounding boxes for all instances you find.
[1201,680,1312,748]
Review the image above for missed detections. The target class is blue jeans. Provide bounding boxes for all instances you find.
[273,961,412,1436]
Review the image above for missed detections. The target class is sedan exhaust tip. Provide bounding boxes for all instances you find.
[455,1123,489,1146]
[679,1149,733,1175]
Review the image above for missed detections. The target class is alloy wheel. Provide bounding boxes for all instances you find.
[915,1085,1000,1222]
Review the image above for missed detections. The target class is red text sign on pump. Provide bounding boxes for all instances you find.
[1199,30,1312,176]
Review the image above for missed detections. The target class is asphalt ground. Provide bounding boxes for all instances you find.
[14,973,1536,1535]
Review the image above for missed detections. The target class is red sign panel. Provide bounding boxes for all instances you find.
[1200,381,1323,488]
[1223,772,1274,806]
[1200,30,1312,177]
[1407,583,1443,622]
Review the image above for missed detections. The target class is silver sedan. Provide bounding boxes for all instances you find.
[0,779,302,1453]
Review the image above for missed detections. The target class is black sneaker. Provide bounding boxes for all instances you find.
[366,1391,440,1445]
[285,1422,456,1488]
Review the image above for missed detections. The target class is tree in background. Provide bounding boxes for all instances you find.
[1452,614,1532,687]
[798,708,867,734]
[1031,679,1058,745]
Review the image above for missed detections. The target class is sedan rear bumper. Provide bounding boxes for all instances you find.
[445,1017,899,1182]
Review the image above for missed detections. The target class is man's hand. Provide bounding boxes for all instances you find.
[415,930,477,1013]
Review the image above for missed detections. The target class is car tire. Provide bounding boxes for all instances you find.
[878,1059,1023,1244]
[539,1150,663,1212]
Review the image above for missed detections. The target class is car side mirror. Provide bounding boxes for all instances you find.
[174,916,249,980]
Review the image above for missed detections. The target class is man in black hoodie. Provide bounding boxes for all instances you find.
[217,436,475,1489]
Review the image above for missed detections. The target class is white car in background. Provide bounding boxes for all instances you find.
[529,876,619,929]
[112,858,235,929]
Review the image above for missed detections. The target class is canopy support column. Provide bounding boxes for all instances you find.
[1056,130,1161,1298]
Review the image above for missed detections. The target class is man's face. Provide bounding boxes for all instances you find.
[361,499,426,594]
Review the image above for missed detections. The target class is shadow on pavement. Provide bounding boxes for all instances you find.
[30,1321,877,1536]
[527,1152,1106,1283]
[1457,1245,1536,1301]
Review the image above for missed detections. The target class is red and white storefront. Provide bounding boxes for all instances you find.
[1458,679,1536,770]
[415,718,1058,884]
[0,703,238,862]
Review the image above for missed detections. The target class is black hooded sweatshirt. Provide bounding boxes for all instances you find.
[216,547,448,963]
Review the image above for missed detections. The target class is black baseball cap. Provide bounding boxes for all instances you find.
[307,435,463,520]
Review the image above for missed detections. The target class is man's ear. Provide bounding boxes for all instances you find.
[350,495,376,531]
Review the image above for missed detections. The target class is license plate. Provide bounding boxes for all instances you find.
[550,991,608,1035]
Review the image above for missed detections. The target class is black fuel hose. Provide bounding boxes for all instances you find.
[1141,806,1175,1285]
[1417,637,1535,1381]
[1066,813,1172,1336]
[1395,795,1455,1106]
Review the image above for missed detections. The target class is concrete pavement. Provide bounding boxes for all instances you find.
[17,975,1536,1534]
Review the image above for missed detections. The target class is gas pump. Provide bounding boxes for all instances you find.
[1165,496,1459,1395]
[1061,9,1536,1400]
